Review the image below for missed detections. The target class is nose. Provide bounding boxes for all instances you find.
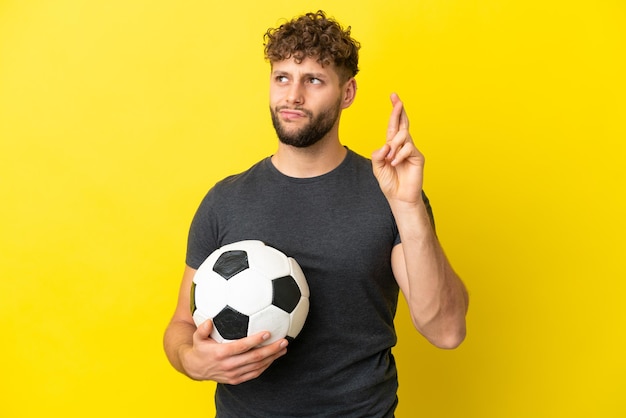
[286,82,304,106]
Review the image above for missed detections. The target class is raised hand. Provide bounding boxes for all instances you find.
[371,93,425,205]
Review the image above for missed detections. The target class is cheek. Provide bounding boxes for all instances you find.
[269,88,283,107]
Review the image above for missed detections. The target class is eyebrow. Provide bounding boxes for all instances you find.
[272,70,329,79]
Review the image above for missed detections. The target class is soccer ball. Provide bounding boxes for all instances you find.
[191,240,310,345]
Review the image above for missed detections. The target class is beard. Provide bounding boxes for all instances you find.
[270,99,342,148]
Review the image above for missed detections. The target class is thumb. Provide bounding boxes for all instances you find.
[372,143,390,167]
[194,318,214,342]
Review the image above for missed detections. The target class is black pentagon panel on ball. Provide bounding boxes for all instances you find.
[213,306,249,340]
[213,250,249,280]
[272,276,301,313]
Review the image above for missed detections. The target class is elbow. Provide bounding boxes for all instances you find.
[431,286,469,349]
[430,325,466,349]
[413,314,467,349]
[411,287,469,349]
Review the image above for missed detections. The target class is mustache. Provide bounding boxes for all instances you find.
[275,106,313,118]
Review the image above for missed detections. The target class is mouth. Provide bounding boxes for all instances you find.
[277,107,310,121]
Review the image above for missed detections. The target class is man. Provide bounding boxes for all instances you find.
[164,10,468,417]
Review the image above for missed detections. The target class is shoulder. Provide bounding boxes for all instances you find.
[341,148,380,186]
[216,158,271,187]
[345,147,372,167]
[203,158,275,198]
[192,158,271,213]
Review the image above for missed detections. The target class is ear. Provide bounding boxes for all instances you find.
[341,77,357,109]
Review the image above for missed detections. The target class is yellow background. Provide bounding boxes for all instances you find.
[1,0,624,416]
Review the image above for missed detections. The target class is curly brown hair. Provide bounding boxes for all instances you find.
[263,10,360,83]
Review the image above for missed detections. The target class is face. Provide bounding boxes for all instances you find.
[269,57,354,148]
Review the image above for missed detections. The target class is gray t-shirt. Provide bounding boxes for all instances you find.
[186,149,433,417]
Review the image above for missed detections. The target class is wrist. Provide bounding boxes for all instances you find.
[389,198,435,236]
[178,344,200,379]
[388,196,427,219]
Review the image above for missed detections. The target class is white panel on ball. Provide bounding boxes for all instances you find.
[248,305,290,345]
[227,269,273,315]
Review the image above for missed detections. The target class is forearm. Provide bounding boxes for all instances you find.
[163,318,196,376]
[391,199,468,348]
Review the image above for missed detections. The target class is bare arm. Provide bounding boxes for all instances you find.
[390,205,468,348]
[163,265,289,383]
[372,93,468,348]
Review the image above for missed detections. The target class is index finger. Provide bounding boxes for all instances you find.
[226,331,274,355]
[392,93,410,131]
[387,93,410,141]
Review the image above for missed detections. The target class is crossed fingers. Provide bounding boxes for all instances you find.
[385,93,415,166]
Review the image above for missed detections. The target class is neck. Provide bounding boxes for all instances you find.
[271,137,347,178]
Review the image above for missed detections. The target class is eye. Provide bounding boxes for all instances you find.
[275,75,289,83]
[309,77,322,85]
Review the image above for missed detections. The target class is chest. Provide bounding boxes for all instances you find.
[217,179,396,275]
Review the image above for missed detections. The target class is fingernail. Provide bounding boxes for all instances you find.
[280,340,288,348]
[263,333,270,340]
